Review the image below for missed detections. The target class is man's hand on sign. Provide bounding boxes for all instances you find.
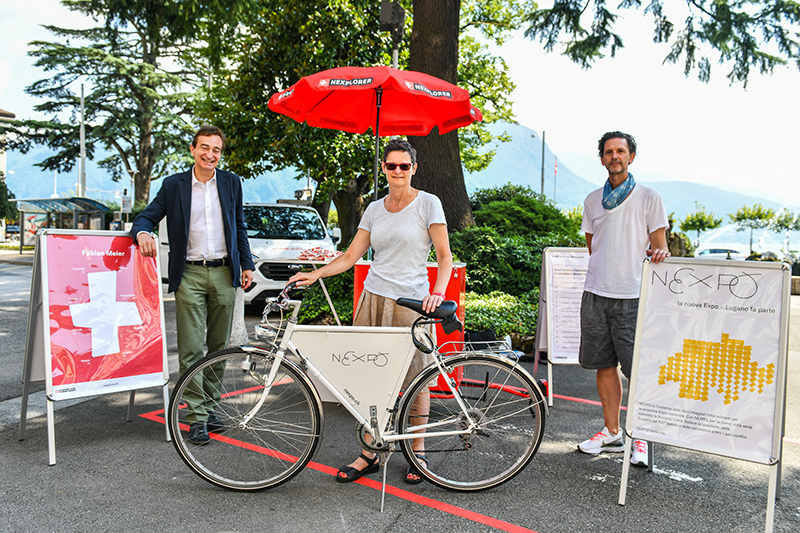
[137,232,158,257]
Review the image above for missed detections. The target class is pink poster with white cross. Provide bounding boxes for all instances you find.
[43,233,168,401]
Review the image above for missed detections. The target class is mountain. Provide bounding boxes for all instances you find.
[5,123,797,254]
[4,145,303,204]
[463,122,790,222]
[464,123,800,254]
[464,122,596,211]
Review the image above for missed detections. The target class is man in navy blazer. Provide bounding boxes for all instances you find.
[131,125,255,444]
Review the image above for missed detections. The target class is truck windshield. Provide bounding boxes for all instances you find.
[244,206,327,240]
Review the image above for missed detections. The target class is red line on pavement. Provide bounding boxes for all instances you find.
[552,393,628,410]
[141,407,539,533]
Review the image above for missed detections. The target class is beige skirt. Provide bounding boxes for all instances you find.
[353,290,435,388]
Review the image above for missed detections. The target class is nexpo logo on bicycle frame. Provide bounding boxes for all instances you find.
[332,351,388,367]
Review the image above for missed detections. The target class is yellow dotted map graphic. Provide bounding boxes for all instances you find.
[658,333,774,405]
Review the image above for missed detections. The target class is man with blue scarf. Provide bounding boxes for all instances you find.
[576,132,669,467]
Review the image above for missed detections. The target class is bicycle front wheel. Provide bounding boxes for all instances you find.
[397,354,545,491]
[168,348,323,491]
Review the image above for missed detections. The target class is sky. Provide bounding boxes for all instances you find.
[495,5,800,203]
[1,1,798,205]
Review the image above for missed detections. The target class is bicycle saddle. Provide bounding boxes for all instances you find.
[396,298,457,319]
[397,298,461,335]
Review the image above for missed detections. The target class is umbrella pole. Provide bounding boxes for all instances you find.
[373,88,382,203]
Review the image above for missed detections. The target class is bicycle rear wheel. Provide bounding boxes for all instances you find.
[397,353,545,491]
[168,348,323,491]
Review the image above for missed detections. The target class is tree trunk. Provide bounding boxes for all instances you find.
[330,173,371,248]
[136,44,157,204]
[408,0,474,231]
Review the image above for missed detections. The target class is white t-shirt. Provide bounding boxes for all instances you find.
[359,190,447,300]
[581,184,668,299]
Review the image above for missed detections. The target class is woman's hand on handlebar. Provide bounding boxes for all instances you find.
[422,292,444,314]
[288,270,319,288]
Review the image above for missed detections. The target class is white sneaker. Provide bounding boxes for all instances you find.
[578,427,624,454]
[630,439,648,467]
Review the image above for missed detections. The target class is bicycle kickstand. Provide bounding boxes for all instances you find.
[379,450,393,513]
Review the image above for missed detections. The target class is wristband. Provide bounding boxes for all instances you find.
[431,292,445,298]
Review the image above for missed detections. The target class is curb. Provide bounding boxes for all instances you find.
[0,256,33,266]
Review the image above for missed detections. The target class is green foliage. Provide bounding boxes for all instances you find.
[561,204,583,228]
[770,208,800,233]
[326,208,339,229]
[469,182,540,211]
[452,185,584,297]
[196,0,390,244]
[666,212,693,258]
[729,203,776,252]
[469,183,582,240]
[463,290,538,338]
[770,208,800,253]
[522,0,800,86]
[450,225,583,296]
[680,202,722,246]
[0,0,257,203]
[297,269,355,325]
[198,0,526,237]
[0,171,16,222]
[474,195,582,240]
[791,255,800,276]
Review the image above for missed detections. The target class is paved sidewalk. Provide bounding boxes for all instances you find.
[0,247,34,266]
[0,250,798,532]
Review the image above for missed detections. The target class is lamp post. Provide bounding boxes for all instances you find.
[79,84,86,197]
[378,2,405,203]
[540,130,545,197]
[380,2,404,71]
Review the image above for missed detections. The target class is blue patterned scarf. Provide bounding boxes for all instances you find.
[602,173,635,210]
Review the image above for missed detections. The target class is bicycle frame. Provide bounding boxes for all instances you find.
[241,298,483,449]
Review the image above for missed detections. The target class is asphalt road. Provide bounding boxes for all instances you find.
[1,251,799,533]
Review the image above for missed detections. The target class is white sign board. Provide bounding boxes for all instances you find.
[289,325,415,431]
[628,258,789,465]
[538,247,589,364]
[534,247,589,405]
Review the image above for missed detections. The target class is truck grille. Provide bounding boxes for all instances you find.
[258,262,302,281]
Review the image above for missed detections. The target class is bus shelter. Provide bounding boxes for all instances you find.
[16,197,110,250]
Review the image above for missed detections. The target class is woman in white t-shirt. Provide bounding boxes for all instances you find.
[289,138,453,485]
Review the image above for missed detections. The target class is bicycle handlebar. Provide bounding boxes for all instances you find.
[279,281,298,301]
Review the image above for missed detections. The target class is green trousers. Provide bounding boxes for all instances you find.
[175,264,236,422]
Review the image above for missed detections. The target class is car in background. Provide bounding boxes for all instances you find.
[693,244,749,261]
[158,203,340,304]
[243,203,340,304]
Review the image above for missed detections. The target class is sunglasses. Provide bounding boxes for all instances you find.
[383,162,413,171]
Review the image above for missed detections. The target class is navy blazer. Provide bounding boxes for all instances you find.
[130,168,256,293]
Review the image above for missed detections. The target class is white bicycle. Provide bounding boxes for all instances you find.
[167,283,547,492]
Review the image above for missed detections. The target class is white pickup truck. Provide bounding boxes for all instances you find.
[158,203,340,304]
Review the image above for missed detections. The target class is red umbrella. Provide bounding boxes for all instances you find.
[268,65,482,199]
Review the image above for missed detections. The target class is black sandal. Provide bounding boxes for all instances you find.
[404,453,428,484]
[336,453,380,483]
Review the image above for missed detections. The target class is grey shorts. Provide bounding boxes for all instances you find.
[578,292,639,379]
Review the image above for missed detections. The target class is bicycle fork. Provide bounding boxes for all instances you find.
[238,346,284,428]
